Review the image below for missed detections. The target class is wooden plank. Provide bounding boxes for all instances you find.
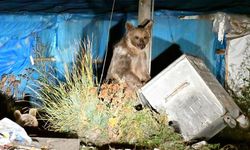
[138,0,153,74]
[32,137,80,150]
[138,0,152,24]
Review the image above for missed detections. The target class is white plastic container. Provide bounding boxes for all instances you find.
[138,54,248,141]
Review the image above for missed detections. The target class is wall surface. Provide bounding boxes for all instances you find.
[0,11,224,99]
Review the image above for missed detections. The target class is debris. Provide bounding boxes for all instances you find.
[191,141,207,150]
[224,114,237,128]
[0,118,32,145]
[7,144,42,150]
[138,54,249,142]
[181,12,230,43]
[222,144,238,150]
[236,114,249,129]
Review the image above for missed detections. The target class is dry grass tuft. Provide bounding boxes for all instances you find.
[33,39,184,148]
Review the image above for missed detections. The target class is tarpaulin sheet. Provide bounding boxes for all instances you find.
[0,11,225,98]
[0,14,57,74]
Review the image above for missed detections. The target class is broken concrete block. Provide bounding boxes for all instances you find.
[138,54,248,142]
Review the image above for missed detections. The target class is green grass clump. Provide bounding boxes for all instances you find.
[32,39,185,148]
[231,69,250,116]
[226,46,250,117]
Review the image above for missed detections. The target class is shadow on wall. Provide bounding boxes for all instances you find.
[151,37,221,83]
[151,43,183,77]
[177,38,217,79]
[97,18,126,83]
[151,37,183,78]
[151,37,215,79]
[176,38,204,60]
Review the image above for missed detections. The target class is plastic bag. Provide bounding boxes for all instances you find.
[0,118,32,145]
[213,12,230,43]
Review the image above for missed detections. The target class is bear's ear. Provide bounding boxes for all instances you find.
[29,108,37,117]
[125,22,134,31]
[14,110,22,120]
[144,20,153,31]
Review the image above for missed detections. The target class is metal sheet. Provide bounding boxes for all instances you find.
[139,54,243,141]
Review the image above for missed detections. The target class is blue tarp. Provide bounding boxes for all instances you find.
[0,11,225,98]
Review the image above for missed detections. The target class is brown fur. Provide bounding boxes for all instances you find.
[106,21,153,90]
[0,91,38,127]
[14,108,38,127]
